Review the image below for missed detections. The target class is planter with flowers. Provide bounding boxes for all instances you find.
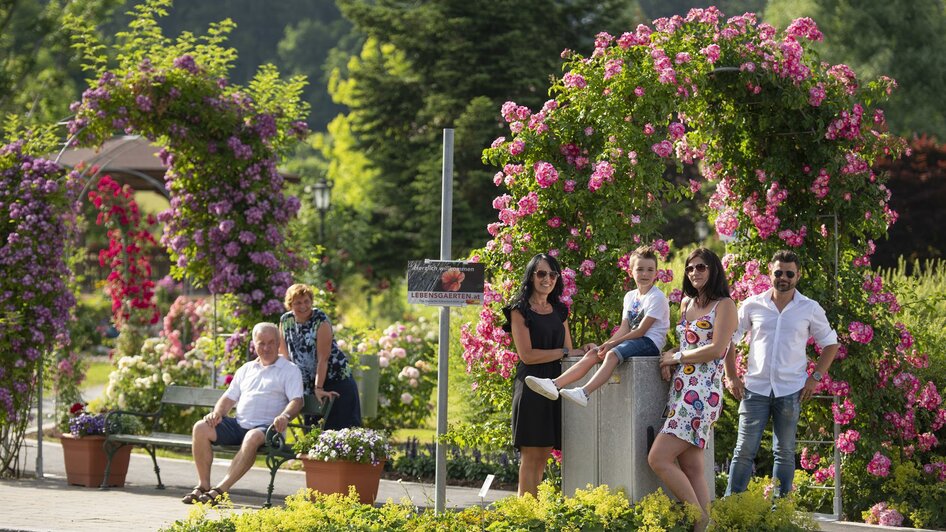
[59,403,143,487]
[293,427,391,504]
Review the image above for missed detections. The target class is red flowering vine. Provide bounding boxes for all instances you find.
[88,175,159,327]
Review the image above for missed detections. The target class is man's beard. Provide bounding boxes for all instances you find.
[774,280,794,292]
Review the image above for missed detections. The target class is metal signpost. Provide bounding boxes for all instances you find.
[403,129,485,513]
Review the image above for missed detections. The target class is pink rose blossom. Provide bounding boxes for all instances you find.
[533,161,559,188]
[563,72,587,89]
[867,452,892,477]
[651,140,673,158]
[848,321,874,344]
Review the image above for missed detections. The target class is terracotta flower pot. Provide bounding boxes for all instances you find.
[60,434,133,487]
[298,455,385,504]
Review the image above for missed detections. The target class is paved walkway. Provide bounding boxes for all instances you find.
[1,437,512,531]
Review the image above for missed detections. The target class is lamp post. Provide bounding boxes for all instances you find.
[311,177,333,243]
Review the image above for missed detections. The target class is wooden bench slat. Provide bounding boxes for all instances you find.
[159,386,226,408]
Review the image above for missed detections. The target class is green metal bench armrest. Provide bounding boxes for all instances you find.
[103,408,162,437]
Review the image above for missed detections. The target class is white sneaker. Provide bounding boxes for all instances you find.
[525,376,560,400]
[560,388,589,407]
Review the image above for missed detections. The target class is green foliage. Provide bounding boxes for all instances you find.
[164,484,702,532]
[389,438,518,485]
[630,488,702,531]
[708,477,817,531]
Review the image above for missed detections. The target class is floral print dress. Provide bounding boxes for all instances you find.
[660,300,724,449]
[280,309,350,396]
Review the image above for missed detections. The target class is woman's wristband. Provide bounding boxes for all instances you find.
[672,351,684,363]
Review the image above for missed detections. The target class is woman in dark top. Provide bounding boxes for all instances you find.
[504,253,597,496]
[278,283,361,430]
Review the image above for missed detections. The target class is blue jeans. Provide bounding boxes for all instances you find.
[610,337,658,361]
[725,389,801,497]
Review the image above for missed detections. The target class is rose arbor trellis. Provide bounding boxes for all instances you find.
[1,3,311,476]
[460,8,943,518]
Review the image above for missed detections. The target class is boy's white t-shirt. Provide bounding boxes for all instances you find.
[622,287,671,351]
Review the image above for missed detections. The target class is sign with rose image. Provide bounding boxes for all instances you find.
[407,260,484,306]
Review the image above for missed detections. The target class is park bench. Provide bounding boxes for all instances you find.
[102,385,333,507]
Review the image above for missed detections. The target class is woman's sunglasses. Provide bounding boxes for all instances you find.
[684,263,708,274]
[773,270,796,279]
[534,270,560,280]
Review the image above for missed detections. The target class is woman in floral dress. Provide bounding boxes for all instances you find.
[648,248,736,530]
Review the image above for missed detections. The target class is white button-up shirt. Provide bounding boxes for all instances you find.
[225,356,304,429]
[735,289,838,398]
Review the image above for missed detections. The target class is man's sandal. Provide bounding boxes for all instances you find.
[197,487,227,505]
[181,486,206,504]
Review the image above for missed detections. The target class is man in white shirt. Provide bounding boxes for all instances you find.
[182,322,304,505]
[724,250,839,497]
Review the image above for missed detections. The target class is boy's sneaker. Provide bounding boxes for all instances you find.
[560,388,588,407]
[525,376,559,400]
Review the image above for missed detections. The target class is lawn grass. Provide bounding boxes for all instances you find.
[84,359,113,388]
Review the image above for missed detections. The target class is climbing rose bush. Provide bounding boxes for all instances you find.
[0,136,81,476]
[88,175,160,327]
[68,2,309,325]
[458,7,941,521]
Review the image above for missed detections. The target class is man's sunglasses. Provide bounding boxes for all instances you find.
[534,270,560,280]
[773,270,796,279]
[684,263,708,274]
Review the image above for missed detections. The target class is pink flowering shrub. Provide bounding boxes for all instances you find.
[864,502,904,527]
[344,320,438,431]
[462,6,943,522]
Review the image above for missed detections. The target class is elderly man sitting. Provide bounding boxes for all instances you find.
[181,322,303,504]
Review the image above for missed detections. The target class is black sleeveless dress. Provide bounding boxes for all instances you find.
[511,305,567,450]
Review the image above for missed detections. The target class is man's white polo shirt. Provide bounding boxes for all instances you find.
[225,356,303,429]
[735,289,838,398]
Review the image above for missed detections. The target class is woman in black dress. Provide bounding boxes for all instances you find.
[504,253,597,496]
[278,283,361,430]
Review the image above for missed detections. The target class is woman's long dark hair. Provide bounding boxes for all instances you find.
[681,248,731,307]
[503,253,565,331]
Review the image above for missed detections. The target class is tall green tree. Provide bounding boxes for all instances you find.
[0,0,122,128]
[766,0,946,139]
[324,0,644,279]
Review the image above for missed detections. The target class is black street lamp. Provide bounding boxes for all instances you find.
[310,177,333,243]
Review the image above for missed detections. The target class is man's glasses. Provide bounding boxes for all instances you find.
[773,270,796,279]
[684,263,708,274]
[534,270,560,280]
